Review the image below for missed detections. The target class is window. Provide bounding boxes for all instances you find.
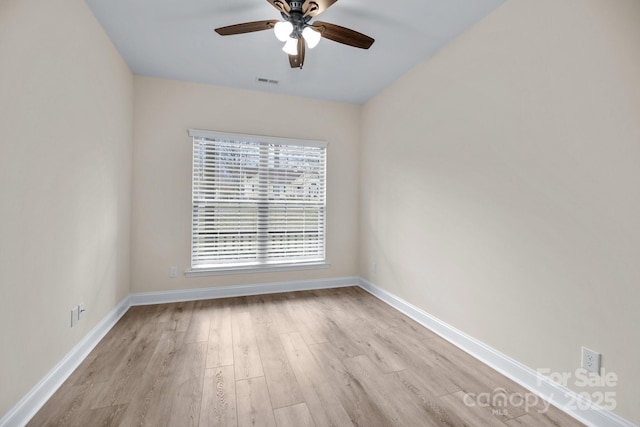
[188,129,327,272]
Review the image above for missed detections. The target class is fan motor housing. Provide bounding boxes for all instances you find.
[289,1,304,11]
[285,2,309,38]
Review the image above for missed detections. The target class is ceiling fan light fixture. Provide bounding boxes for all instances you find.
[273,21,293,42]
[302,27,321,49]
[214,0,375,70]
[282,37,298,55]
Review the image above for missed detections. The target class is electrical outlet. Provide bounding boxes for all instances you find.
[71,307,79,327]
[170,266,178,278]
[581,347,601,374]
[78,304,86,320]
[371,262,377,274]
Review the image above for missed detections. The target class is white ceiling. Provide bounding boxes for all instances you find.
[86,0,505,104]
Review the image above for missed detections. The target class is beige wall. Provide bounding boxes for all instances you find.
[0,0,133,416]
[131,76,360,293]
[360,0,640,422]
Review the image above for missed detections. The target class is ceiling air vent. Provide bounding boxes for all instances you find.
[256,77,279,85]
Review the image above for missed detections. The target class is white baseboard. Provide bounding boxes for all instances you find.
[4,276,635,427]
[357,278,637,427]
[0,296,131,427]
[129,276,359,306]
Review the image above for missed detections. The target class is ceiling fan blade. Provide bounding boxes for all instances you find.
[288,37,306,69]
[267,0,290,15]
[312,21,374,49]
[303,0,338,17]
[215,20,278,36]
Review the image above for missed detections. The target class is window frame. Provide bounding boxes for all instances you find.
[185,129,329,276]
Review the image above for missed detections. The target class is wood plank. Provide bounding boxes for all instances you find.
[342,354,453,426]
[200,366,237,427]
[438,391,510,427]
[84,404,129,426]
[392,369,471,426]
[254,321,304,409]
[120,339,206,426]
[247,294,298,334]
[231,310,264,380]
[236,377,277,427]
[246,294,273,324]
[424,336,530,419]
[359,325,462,393]
[280,332,354,427]
[184,300,212,343]
[287,291,329,324]
[340,319,408,373]
[115,332,185,426]
[321,317,363,359]
[273,403,315,427]
[296,321,329,346]
[90,317,161,409]
[308,342,392,427]
[283,293,324,324]
[386,316,438,340]
[394,367,461,400]
[506,411,585,427]
[224,295,250,313]
[27,381,106,426]
[165,341,207,426]
[206,304,234,368]
[310,289,362,325]
[154,302,174,323]
[170,300,196,333]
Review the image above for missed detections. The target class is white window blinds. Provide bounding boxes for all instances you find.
[189,130,327,270]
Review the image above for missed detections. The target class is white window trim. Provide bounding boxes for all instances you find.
[187,129,328,274]
[188,129,327,149]
[184,261,331,277]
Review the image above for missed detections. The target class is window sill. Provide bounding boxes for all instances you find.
[184,262,330,277]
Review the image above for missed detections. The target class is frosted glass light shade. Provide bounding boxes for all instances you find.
[274,21,293,42]
[282,37,298,55]
[302,27,321,49]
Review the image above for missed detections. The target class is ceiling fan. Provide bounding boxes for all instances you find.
[214,0,375,69]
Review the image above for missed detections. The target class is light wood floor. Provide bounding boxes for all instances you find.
[29,287,583,427]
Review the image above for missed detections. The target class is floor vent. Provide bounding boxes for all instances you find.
[256,77,279,85]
